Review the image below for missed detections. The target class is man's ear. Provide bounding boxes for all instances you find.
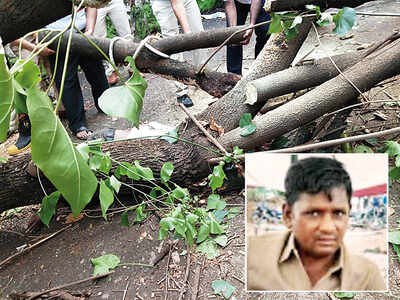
[282,203,293,230]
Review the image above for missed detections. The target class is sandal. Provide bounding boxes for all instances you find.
[73,126,93,141]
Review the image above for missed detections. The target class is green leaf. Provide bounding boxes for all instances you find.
[134,204,148,223]
[14,59,41,90]
[290,16,302,29]
[213,210,228,223]
[161,127,179,144]
[214,234,228,247]
[209,212,225,234]
[389,231,400,244]
[109,175,121,193]
[212,280,235,299]
[98,60,147,127]
[270,135,289,150]
[354,145,373,153]
[91,254,120,276]
[317,12,333,27]
[386,141,400,157]
[26,87,98,216]
[207,194,226,211]
[171,185,190,202]
[150,186,167,199]
[13,85,28,114]
[161,162,174,184]
[100,180,114,221]
[186,212,199,224]
[268,13,283,34]
[0,156,7,163]
[0,53,13,142]
[239,113,256,136]
[173,217,187,237]
[333,7,356,37]
[196,239,219,259]
[197,224,210,244]
[227,207,240,219]
[392,244,400,263]
[333,292,356,299]
[120,211,130,227]
[185,222,196,247]
[76,143,90,161]
[389,167,400,181]
[232,146,243,156]
[209,165,226,192]
[38,191,61,227]
[134,160,154,180]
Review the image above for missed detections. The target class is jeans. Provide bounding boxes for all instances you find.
[226,0,270,75]
[49,53,109,133]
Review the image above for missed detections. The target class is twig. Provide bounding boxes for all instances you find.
[179,103,228,155]
[122,279,130,300]
[26,271,114,300]
[0,225,72,270]
[178,246,191,300]
[269,126,400,153]
[324,99,400,117]
[191,256,205,300]
[0,276,12,295]
[164,244,173,300]
[326,292,336,300]
[311,23,369,103]
[150,240,179,267]
[232,274,245,285]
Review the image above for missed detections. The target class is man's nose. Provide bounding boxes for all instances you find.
[319,213,336,233]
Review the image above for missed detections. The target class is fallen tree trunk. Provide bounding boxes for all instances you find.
[266,0,373,12]
[218,39,400,151]
[41,27,251,97]
[0,21,312,212]
[245,50,366,105]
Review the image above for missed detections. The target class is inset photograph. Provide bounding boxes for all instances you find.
[246,153,388,292]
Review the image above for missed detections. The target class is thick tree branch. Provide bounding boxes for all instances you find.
[218,39,400,150]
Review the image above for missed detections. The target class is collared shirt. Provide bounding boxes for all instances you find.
[247,231,386,291]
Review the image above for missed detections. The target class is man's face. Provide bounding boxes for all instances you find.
[283,187,350,259]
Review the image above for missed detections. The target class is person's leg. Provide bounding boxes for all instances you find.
[79,57,109,113]
[109,0,132,37]
[93,4,109,38]
[254,0,270,58]
[49,53,87,135]
[226,1,249,75]
[183,0,206,67]
[151,0,192,106]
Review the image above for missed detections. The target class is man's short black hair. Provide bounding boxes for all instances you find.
[284,157,352,206]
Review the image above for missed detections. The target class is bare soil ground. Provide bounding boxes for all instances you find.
[2,1,400,299]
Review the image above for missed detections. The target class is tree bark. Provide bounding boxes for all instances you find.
[0,21,312,212]
[266,0,374,12]
[245,50,365,105]
[0,0,72,45]
[218,39,400,151]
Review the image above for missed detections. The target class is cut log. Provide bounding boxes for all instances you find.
[266,0,374,12]
[218,39,400,151]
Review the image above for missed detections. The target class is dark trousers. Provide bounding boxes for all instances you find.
[226,0,270,75]
[49,53,109,133]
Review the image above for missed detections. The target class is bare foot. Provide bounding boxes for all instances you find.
[76,129,93,140]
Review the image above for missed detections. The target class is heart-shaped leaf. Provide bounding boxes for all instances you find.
[26,87,98,216]
[38,191,61,227]
[0,53,13,142]
[91,254,120,276]
[98,59,147,127]
[161,162,174,184]
[207,194,226,211]
[212,280,235,299]
[239,113,256,136]
[100,179,114,221]
[333,7,356,37]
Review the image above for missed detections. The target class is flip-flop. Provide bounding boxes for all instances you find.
[74,126,93,141]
